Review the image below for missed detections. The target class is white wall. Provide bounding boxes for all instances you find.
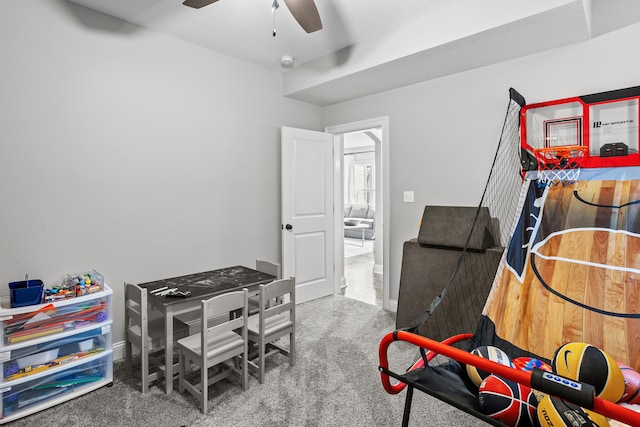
[0,0,323,344]
[3,1,640,345]
[323,22,640,303]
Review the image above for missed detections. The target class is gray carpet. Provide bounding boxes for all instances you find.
[8,295,488,426]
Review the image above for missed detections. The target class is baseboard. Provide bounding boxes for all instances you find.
[373,263,383,275]
[113,339,126,362]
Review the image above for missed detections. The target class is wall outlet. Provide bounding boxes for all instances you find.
[403,191,414,203]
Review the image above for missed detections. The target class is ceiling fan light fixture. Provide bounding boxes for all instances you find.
[280,54,295,69]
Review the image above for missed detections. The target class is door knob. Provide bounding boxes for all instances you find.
[285,224,293,230]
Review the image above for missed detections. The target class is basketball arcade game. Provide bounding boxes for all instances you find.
[379,86,640,426]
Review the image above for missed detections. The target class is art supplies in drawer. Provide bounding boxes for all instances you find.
[0,279,112,423]
[44,270,104,302]
[6,270,105,308]
[3,298,109,345]
[2,327,108,381]
[2,358,109,416]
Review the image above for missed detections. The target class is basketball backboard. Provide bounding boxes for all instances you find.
[521,86,640,170]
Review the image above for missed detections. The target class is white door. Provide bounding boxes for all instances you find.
[281,127,334,304]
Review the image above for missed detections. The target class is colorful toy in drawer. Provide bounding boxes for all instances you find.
[41,271,105,302]
[66,271,104,297]
[3,328,106,380]
[8,279,44,308]
[44,285,76,302]
[2,359,108,415]
[5,302,108,344]
[75,281,102,297]
[3,348,61,378]
[5,346,104,380]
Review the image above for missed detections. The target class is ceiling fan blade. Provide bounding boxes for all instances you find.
[182,0,219,9]
[283,0,322,33]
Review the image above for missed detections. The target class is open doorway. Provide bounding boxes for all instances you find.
[326,117,389,310]
[342,130,381,305]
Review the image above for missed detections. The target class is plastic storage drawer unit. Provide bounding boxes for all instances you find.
[0,283,113,423]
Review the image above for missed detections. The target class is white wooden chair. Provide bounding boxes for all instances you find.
[124,282,190,393]
[249,260,281,313]
[255,260,282,279]
[177,289,249,414]
[175,306,228,336]
[247,277,295,384]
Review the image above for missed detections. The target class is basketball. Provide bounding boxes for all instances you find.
[478,374,537,427]
[537,394,610,427]
[466,345,513,387]
[512,357,552,373]
[552,342,625,402]
[617,362,640,404]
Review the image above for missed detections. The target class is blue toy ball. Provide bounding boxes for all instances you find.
[4,363,19,377]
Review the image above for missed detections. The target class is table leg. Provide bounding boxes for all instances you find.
[360,227,365,247]
[165,306,174,394]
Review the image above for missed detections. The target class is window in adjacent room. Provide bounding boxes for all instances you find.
[344,150,375,206]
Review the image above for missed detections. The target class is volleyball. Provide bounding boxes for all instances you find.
[466,345,513,387]
[552,342,625,402]
[537,394,610,427]
[478,374,537,426]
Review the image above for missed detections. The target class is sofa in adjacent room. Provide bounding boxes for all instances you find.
[343,204,375,240]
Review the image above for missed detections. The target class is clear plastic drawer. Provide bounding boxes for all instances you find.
[0,326,111,382]
[1,355,112,418]
[0,287,112,347]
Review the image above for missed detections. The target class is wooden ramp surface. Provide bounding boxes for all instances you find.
[484,179,640,370]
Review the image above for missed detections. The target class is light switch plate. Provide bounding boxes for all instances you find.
[403,191,414,203]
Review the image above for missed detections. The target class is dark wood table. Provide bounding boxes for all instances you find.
[138,265,275,394]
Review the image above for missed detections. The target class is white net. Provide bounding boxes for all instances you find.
[534,146,588,187]
[537,168,582,186]
[408,88,526,342]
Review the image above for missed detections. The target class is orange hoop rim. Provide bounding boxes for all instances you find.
[533,145,587,186]
[533,145,589,162]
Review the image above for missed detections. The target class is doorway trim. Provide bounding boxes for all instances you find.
[326,116,390,311]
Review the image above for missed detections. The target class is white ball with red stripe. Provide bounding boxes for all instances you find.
[466,345,513,387]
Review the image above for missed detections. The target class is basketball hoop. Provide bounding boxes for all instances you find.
[533,145,588,187]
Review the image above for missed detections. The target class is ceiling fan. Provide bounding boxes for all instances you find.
[182,0,323,34]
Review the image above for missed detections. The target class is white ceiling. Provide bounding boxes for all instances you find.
[68,0,463,71]
[67,0,640,106]
[344,129,380,152]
